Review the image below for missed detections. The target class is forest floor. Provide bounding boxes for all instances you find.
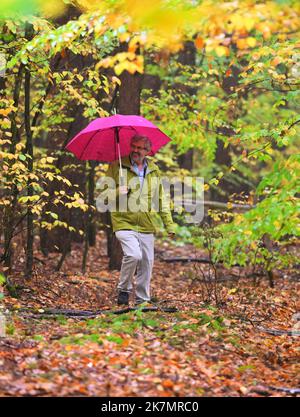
[0,231,299,397]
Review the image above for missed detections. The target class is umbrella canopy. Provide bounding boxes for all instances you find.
[65,114,171,162]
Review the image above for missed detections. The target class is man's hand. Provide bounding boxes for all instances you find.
[119,185,129,195]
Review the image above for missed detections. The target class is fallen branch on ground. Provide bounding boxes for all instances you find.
[268,386,300,395]
[257,326,300,336]
[183,199,255,210]
[160,257,300,272]
[17,306,178,318]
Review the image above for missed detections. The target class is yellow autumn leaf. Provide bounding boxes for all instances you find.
[118,52,135,62]
[0,108,12,116]
[15,143,24,151]
[39,0,66,18]
[106,13,127,30]
[135,55,144,72]
[126,62,139,74]
[289,128,297,136]
[112,76,121,86]
[128,43,138,53]
[250,241,257,250]
[113,62,126,75]
[119,32,130,43]
[215,46,229,57]
[236,38,248,50]
[246,37,257,48]
[96,57,112,70]
[262,27,271,39]
[243,17,256,32]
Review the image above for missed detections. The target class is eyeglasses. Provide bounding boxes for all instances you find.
[130,144,147,151]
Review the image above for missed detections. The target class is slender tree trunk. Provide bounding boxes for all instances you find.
[82,161,97,273]
[39,59,88,255]
[117,70,143,115]
[82,210,89,274]
[176,41,197,171]
[88,161,97,246]
[211,64,251,202]
[24,22,34,278]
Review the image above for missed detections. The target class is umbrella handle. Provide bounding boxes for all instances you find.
[117,140,125,186]
[119,174,125,187]
[116,133,126,187]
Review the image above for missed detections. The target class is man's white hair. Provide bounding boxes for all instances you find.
[131,134,152,151]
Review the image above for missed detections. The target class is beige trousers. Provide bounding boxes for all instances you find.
[115,230,155,303]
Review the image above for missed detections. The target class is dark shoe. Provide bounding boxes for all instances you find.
[117,291,129,306]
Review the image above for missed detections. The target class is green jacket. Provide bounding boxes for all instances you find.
[98,155,176,234]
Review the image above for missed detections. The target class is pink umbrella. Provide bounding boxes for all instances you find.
[65,114,171,180]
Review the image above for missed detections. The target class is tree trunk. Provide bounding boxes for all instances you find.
[39,56,89,255]
[117,69,143,115]
[176,41,197,171]
[211,65,251,202]
[24,22,34,278]
[88,161,97,246]
[37,5,91,256]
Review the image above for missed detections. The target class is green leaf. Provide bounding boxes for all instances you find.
[106,335,124,344]
[0,273,6,285]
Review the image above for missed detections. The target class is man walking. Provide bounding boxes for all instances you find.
[100,134,176,306]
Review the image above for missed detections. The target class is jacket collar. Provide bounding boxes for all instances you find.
[129,154,147,169]
[121,154,158,174]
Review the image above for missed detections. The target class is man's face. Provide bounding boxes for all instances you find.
[130,140,150,164]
